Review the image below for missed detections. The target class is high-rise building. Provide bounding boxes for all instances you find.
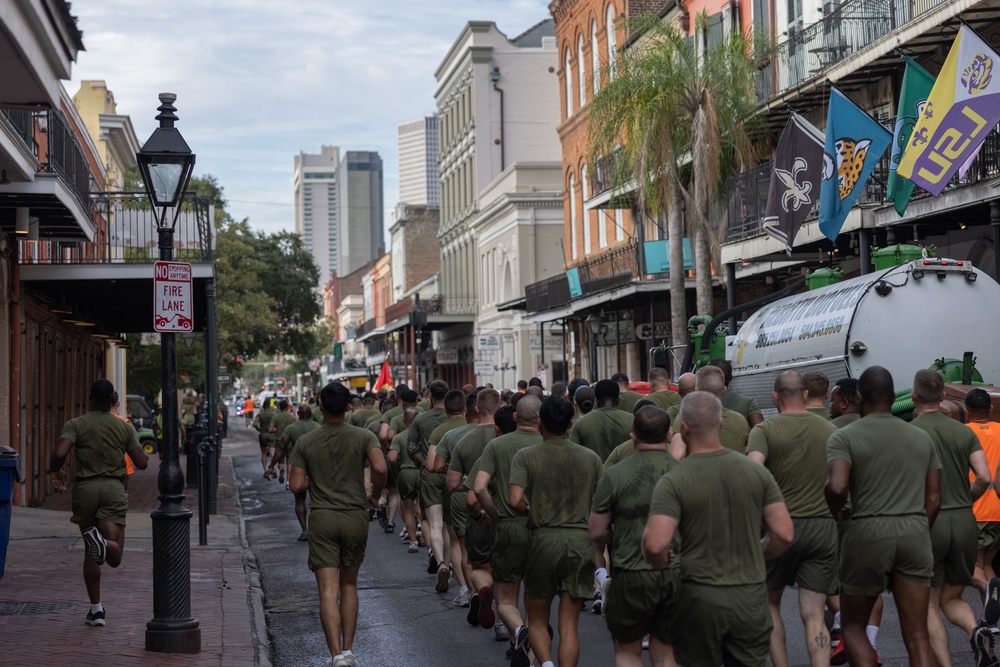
[338,151,384,275]
[397,114,440,206]
[294,146,340,292]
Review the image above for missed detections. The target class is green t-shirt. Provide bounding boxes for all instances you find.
[350,407,380,427]
[463,458,482,493]
[272,411,295,440]
[619,391,643,413]
[646,390,681,410]
[288,422,379,512]
[831,413,861,428]
[282,418,320,454]
[391,428,415,469]
[568,407,633,462]
[746,412,837,518]
[450,425,497,478]
[61,411,140,481]
[592,449,679,571]
[649,448,784,586]
[806,406,831,420]
[311,407,324,424]
[603,440,636,470]
[509,439,604,531]
[722,390,763,420]
[434,423,477,467]
[477,429,543,519]
[408,407,448,462]
[911,411,982,510]
[382,404,404,425]
[257,408,275,433]
[720,408,750,454]
[827,412,941,518]
[417,399,431,411]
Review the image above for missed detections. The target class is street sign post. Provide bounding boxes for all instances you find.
[154,261,194,332]
[474,361,494,376]
[218,373,231,383]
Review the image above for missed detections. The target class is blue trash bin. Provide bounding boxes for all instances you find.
[0,445,22,579]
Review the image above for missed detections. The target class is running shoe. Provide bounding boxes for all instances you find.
[407,542,419,554]
[591,590,603,615]
[511,626,531,667]
[384,522,396,534]
[435,564,451,593]
[377,505,389,530]
[332,657,351,667]
[342,655,358,667]
[494,623,509,642]
[278,468,284,484]
[973,625,999,667]
[467,593,480,626]
[479,586,496,629]
[297,531,308,542]
[82,526,107,566]
[453,589,470,607]
[426,551,438,575]
[830,638,847,666]
[830,626,841,649]
[642,635,650,650]
[985,578,1000,627]
[85,609,106,626]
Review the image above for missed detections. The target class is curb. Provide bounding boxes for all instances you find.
[231,453,273,667]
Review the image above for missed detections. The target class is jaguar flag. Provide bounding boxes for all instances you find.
[897,24,1000,196]
[818,87,892,242]
[762,113,826,251]
[887,57,935,216]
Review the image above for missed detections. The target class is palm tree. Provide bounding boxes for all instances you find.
[589,14,768,347]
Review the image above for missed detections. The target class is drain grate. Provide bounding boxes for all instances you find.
[0,600,77,615]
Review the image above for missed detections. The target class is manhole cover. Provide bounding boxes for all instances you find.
[0,600,77,615]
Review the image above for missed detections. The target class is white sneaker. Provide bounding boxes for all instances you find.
[453,590,470,607]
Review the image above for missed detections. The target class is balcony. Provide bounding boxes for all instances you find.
[756,0,949,104]
[416,293,478,316]
[526,274,571,314]
[577,240,640,294]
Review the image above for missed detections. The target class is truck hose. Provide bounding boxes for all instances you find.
[892,392,915,421]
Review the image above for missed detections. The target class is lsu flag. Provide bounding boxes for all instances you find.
[887,57,935,216]
[762,113,826,251]
[818,87,892,241]
[897,25,1000,196]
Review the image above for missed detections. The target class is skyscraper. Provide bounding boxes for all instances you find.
[397,114,440,206]
[338,151,384,275]
[294,146,340,292]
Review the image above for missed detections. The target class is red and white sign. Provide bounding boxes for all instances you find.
[153,261,194,332]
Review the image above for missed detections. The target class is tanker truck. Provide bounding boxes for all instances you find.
[719,247,1000,415]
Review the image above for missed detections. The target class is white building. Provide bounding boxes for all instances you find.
[398,114,440,206]
[294,146,340,293]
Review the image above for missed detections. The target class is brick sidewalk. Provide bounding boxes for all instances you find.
[0,444,269,666]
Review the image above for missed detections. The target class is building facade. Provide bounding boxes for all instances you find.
[397,114,440,206]
[338,150,384,275]
[294,145,340,293]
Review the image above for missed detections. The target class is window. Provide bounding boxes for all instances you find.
[578,35,586,107]
[582,165,591,254]
[592,20,601,94]
[606,4,617,81]
[565,48,574,117]
[615,208,624,241]
[599,210,608,249]
[569,174,578,260]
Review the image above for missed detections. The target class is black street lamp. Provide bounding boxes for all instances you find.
[137,93,200,654]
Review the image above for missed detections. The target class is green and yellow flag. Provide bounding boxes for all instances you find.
[887,57,935,216]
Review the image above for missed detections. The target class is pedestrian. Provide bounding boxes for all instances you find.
[644,391,793,666]
[644,368,681,410]
[709,358,764,427]
[253,398,277,476]
[825,365,940,667]
[569,379,633,462]
[829,378,861,428]
[611,372,643,413]
[288,382,387,667]
[271,399,295,486]
[803,371,831,420]
[669,366,749,458]
[243,395,255,428]
[269,403,321,541]
[965,389,1000,607]
[509,396,604,667]
[389,408,422,552]
[49,379,149,627]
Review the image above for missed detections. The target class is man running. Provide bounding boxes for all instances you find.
[747,371,838,667]
[270,403,321,541]
[349,393,380,427]
[645,368,681,410]
[670,366,749,458]
[509,397,604,667]
[710,358,764,427]
[243,395,255,428]
[271,400,296,486]
[830,378,861,428]
[49,379,149,627]
[826,366,940,667]
[612,373,643,413]
[966,389,1000,612]
[288,382,385,667]
[569,379,632,462]
[910,370,995,666]
[474,395,543,667]
[389,408,421,553]
[590,405,679,667]
[804,371,831,420]
[644,391,793,666]
[253,398,276,476]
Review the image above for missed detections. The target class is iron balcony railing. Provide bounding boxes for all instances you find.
[41,109,93,212]
[415,294,478,316]
[577,240,640,294]
[19,191,213,265]
[755,0,949,104]
[725,124,1000,243]
[526,273,571,313]
[1,108,34,151]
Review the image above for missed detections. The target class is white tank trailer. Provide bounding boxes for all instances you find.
[729,257,1000,413]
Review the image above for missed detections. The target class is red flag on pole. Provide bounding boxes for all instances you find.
[373,360,391,391]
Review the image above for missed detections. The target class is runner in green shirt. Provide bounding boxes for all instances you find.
[288,382,385,667]
[589,405,679,665]
[803,371,832,420]
[270,400,296,486]
[645,367,681,410]
[710,358,764,427]
[669,367,749,458]
[611,373,643,413]
[568,380,633,462]
[645,391,792,667]
[269,403,321,541]
[388,408,421,553]
[253,399,277,476]
[830,377,861,428]
[826,366,940,667]
[349,393,380,427]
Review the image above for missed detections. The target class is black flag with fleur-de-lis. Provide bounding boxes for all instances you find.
[762,112,826,252]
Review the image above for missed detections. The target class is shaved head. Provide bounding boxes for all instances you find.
[676,373,697,397]
[525,386,544,398]
[774,371,805,396]
[402,407,418,427]
[679,391,724,439]
[515,395,541,425]
[633,405,670,445]
[857,366,895,409]
[695,366,726,398]
[297,403,313,419]
[477,388,501,415]
[912,369,944,405]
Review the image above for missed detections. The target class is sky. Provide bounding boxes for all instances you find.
[68,0,552,235]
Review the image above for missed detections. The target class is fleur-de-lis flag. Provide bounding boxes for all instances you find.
[762,113,826,251]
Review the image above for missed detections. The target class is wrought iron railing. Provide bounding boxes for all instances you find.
[755,0,949,104]
[526,273,571,313]
[41,109,93,212]
[1,108,34,151]
[577,240,640,294]
[415,294,478,316]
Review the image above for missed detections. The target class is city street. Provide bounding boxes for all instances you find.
[226,419,981,667]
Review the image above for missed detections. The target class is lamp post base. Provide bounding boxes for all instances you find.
[146,620,201,654]
[145,495,201,654]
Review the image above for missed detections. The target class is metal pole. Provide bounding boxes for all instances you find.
[538,321,544,384]
[196,440,208,546]
[991,201,1000,282]
[561,320,567,384]
[205,278,218,515]
[614,310,621,375]
[726,263,738,335]
[858,228,872,276]
[146,221,201,654]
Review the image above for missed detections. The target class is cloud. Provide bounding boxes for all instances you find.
[69,0,552,234]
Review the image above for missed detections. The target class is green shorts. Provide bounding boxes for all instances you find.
[524,528,593,600]
[977,522,1000,551]
[604,568,680,645]
[465,516,492,566]
[71,476,128,527]
[931,509,977,587]
[491,519,529,583]
[396,468,419,500]
[307,509,369,571]
[840,515,933,596]
[672,582,771,667]
[449,491,467,537]
[766,516,839,594]
[258,433,276,451]
[419,470,446,508]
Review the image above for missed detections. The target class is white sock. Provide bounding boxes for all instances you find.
[514,625,523,636]
[333,655,343,663]
[91,603,103,614]
[866,625,878,648]
[458,585,468,595]
[542,662,555,667]
[832,611,840,630]
[342,650,353,656]
[595,567,608,587]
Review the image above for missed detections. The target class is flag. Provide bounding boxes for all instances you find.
[373,360,391,391]
[818,87,892,241]
[887,57,935,216]
[897,24,1000,196]
[762,113,826,251]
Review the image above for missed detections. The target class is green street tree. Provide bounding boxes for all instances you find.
[589,15,769,345]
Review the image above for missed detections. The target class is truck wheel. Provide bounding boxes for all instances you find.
[141,439,158,455]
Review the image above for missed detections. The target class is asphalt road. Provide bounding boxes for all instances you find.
[226,417,982,666]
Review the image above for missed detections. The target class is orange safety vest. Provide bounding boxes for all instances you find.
[115,412,136,475]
